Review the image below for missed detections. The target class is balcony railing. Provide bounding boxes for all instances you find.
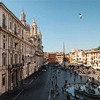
[8,63,25,69]
[12,63,24,68]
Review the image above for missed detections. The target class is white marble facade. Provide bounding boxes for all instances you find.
[0,2,44,95]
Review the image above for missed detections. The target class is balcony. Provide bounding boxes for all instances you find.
[12,63,24,68]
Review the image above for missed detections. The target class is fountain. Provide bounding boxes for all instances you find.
[75,78,100,99]
[66,78,100,99]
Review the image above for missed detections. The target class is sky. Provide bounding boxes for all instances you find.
[0,0,100,53]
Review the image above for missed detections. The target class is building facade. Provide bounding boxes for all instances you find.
[56,52,64,63]
[85,50,100,67]
[0,2,44,95]
[68,49,100,67]
[44,52,64,63]
[48,53,56,63]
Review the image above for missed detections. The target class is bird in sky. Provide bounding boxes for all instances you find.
[79,13,82,19]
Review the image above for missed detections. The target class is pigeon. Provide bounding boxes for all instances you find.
[79,13,82,19]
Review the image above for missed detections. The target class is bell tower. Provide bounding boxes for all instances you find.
[30,18,37,36]
[20,10,26,25]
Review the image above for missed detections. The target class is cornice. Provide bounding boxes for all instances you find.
[0,2,25,28]
[0,27,35,48]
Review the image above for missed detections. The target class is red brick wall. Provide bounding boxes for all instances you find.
[48,54,56,63]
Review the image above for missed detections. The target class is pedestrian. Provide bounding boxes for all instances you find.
[64,84,66,88]
[66,92,70,100]
[62,87,64,93]
[74,94,78,100]
[65,80,67,84]
[51,80,53,85]
[70,72,72,77]
[80,76,82,79]
[74,77,75,83]
[55,88,59,95]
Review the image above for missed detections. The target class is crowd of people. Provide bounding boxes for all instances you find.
[67,64,96,75]
[49,63,100,100]
[50,65,84,100]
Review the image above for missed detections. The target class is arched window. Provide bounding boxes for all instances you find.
[2,14,6,29]
[2,53,6,66]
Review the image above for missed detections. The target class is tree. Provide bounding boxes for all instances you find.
[95,46,100,50]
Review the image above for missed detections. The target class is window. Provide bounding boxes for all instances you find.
[22,44,23,52]
[3,35,6,49]
[22,55,24,63]
[22,30,24,39]
[3,35,5,38]
[19,55,21,64]
[2,53,6,66]
[10,39,13,49]
[14,24,17,35]
[15,54,18,64]
[18,28,20,34]
[10,22,12,29]
[15,42,18,49]
[12,73,14,83]
[2,74,5,86]
[2,14,6,29]
[11,54,13,65]
[3,42,5,49]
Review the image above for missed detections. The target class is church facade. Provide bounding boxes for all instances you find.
[0,2,44,95]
